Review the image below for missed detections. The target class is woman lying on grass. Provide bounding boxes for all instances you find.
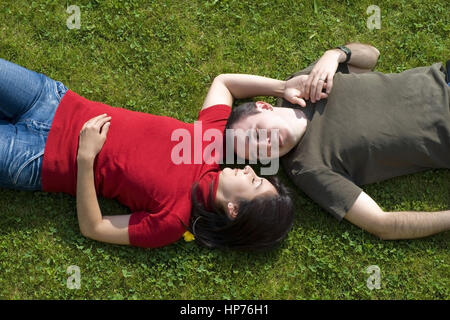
[0,58,296,251]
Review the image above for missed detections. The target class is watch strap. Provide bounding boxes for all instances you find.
[336,45,352,64]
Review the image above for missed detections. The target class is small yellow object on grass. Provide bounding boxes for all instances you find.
[183,231,195,242]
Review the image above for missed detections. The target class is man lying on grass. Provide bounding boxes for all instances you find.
[211,42,450,240]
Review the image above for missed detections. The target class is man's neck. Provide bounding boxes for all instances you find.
[277,107,308,144]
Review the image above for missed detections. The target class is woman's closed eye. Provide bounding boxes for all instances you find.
[252,177,263,188]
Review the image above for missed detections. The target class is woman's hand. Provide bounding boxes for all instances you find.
[304,49,345,103]
[284,74,328,107]
[77,114,111,160]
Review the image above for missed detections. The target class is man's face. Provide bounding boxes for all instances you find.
[230,101,296,160]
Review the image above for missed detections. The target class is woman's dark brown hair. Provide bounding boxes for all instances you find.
[185,176,294,252]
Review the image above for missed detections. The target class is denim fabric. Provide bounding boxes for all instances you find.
[0,58,68,191]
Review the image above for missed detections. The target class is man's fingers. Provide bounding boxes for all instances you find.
[319,92,328,99]
[310,74,323,103]
[315,74,326,101]
[304,74,314,101]
[326,73,334,94]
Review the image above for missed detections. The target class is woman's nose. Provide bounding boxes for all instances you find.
[244,166,257,178]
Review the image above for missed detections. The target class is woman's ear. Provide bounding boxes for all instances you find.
[226,202,238,219]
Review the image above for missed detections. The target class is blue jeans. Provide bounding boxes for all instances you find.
[0,58,68,191]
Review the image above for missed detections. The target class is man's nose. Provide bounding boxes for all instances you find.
[257,140,271,157]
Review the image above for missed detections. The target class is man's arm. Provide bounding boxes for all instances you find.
[341,42,380,72]
[344,191,450,240]
[305,42,380,102]
[76,155,130,245]
[201,74,286,110]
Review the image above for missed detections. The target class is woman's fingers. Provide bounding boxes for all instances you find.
[87,114,111,128]
[95,116,111,127]
[93,114,110,125]
[82,114,111,131]
[292,97,307,107]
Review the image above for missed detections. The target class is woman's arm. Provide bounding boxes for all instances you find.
[200,72,317,111]
[76,155,130,245]
[76,155,102,235]
[201,74,286,111]
[76,114,130,245]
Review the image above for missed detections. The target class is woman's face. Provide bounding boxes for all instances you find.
[217,166,278,202]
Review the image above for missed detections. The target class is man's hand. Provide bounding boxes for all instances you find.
[304,49,344,103]
[304,43,380,102]
[284,74,329,107]
[77,114,111,160]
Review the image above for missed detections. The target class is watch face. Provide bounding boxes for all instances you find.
[339,46,350,55]
[337,46,351,62]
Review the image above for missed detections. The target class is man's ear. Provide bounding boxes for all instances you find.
[226,202,238,219]
[255,101,273,111]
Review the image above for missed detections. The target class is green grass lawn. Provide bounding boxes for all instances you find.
[0,0,449,299]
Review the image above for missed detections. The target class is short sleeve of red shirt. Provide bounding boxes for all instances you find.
[197,104,232,128]
[128,207,188,248]
[128,104,231,248]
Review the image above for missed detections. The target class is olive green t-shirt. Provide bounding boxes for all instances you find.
[278,62,450,220]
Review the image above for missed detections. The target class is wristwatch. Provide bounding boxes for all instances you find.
[336,45,352,64]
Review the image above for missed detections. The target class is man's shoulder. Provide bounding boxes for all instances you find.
[281,150,323,179]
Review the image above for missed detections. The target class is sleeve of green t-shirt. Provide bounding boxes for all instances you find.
[288,166,362,221]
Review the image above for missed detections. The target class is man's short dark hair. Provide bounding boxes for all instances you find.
[225,101,260,130]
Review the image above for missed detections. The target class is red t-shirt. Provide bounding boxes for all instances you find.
[41,90,231,248]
